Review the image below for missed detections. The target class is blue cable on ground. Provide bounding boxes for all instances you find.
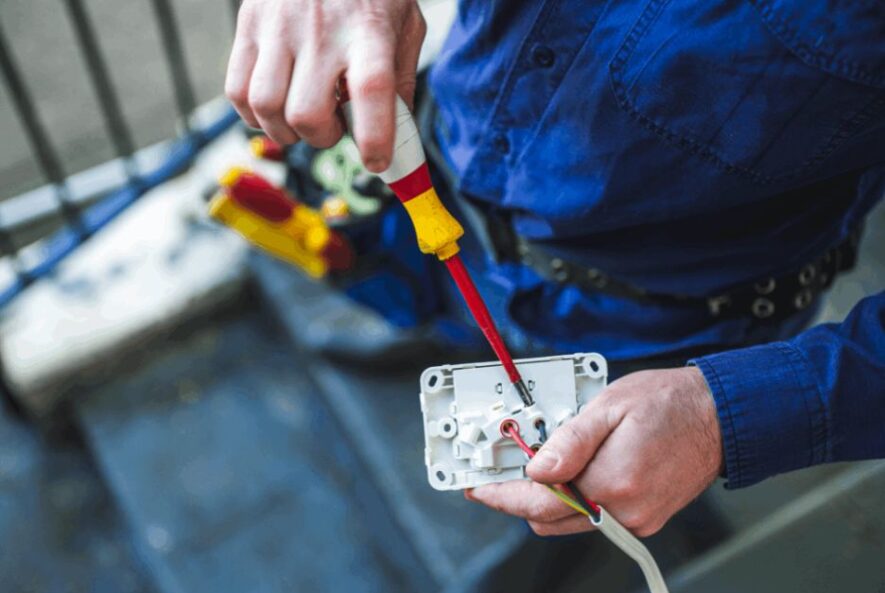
[0,108,240,309]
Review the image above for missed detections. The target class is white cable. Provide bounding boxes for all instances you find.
[591,507,670,593]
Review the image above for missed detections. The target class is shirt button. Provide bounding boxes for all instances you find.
[492,134,510,154]
[531,45,555,68]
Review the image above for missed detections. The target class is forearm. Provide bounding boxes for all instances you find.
[692,291,885,489]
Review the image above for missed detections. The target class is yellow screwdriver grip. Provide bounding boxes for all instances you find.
[401,187,464,261]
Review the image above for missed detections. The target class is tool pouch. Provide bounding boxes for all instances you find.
[240,134,448,330]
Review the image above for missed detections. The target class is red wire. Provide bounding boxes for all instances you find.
[501,420,602,515]
[444,255,522,384]
[501,420,535,457]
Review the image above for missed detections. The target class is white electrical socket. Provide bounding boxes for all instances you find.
[420,352,607,491]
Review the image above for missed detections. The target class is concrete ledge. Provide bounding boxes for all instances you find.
[0,127,270,418]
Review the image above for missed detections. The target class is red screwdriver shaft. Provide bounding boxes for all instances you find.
[445,255,534,407]
[337,88,533,406]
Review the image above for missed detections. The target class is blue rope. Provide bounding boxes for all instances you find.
[0,108,240,309]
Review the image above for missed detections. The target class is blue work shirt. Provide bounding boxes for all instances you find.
[428,0,885,488]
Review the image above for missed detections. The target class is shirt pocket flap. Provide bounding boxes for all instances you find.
[608,0,885,184]
[751,0,885,89]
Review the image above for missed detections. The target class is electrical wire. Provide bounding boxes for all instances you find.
[501,417,670,593]
[545,485,589,516]
[501,420,601,518]
[536,419,548,443]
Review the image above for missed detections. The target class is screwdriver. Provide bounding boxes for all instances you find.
[339,87,534,408]
[341,92,668,593]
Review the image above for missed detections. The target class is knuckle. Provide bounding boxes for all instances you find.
[555,422,583,452]
[407,4,427,36]
[225,83,248,107]
[416,24,428,42]
[634,521,663,538]
[313,130,343,149]
[562,422,582,443]
[249,91,283,117]
[285,105,326,133]
[528,521,554,537]
[358,137,390,160]
[608,475,640,499]
[606,400,630,425]
[619,507,659,537]
[362,9,394,34]
[236,2,258,31]
[353,69,395,99]
[415,11,427,35]
[620,511,646,532]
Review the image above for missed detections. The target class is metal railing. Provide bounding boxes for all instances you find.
[0,0,243,308]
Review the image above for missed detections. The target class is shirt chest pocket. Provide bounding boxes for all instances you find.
[608,0,885,185]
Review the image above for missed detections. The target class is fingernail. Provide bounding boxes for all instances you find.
[365,157,388,172]
[529,449,559,472]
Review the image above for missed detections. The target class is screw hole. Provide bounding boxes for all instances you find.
[435,470,446,481]
[590,361,599,372]
[429,374,438,387]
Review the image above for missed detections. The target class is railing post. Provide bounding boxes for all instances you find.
[62,0,141,182]
[0,20,86,238]
[0,214,27,281]
[148,0,200,140]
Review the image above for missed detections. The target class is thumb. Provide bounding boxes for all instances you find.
[527,408,615,484]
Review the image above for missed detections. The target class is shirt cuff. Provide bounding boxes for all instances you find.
[689,342,828,489]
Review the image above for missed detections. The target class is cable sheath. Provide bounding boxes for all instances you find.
[591,508,670,593]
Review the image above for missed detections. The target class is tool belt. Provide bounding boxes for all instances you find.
[419,99,860,325]
[516,231,860,323]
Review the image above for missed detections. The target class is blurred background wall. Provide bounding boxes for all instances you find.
[0,0,232,201]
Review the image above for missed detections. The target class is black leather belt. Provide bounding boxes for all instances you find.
[518,230,860,322]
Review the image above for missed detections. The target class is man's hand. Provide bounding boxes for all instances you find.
[467,367,724,537]
[225,0,426,172]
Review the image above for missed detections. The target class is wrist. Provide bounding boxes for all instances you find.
[684,365,725,480]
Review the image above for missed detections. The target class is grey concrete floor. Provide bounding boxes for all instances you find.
[0,402,157,593]
[0,0,234,200]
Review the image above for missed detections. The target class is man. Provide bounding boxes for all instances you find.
[225,0,885,539]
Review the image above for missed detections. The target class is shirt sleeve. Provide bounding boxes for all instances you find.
[690,291,885,489]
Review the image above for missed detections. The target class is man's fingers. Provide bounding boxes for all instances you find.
[528,514,596,537]
[285,51,345,148]
[527,405,620,485]
[346,25,397,172]
[248,43,299,145]
[393,7,426,110]
[225,35,260,128]
[467,481,578,523]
